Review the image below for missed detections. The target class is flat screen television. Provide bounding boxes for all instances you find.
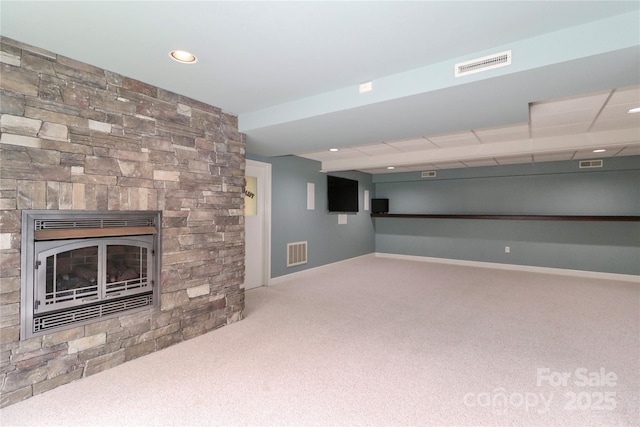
[327,175,359,213]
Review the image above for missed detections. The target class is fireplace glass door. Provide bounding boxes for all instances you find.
[34,236,154,315]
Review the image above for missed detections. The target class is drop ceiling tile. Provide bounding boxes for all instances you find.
[405,163,440,171]
[607,85,640,105]
[385,138,439,151]
[608,147,629,156]
[430,161,467,169]
[461,158,499,167]
[597,100,640,117]
[474,123,530,144]
[332,148,371,159]
[531,111,597,129]
[572,149,617,160]
[615,145,640,156]
[360,166,413,174]
[533,151,575,162]
[590,116,640,132]
[589,128,640,144]
[353,143,401,156]
[591,102,640,132]
[530,123,591,138]
[306,86,639,175]
[530,90,610,115]
[427,131,481,148]
[298,147,364,161]
[495,154,533,165]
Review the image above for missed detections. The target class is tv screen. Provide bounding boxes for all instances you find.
[327,175,359,213]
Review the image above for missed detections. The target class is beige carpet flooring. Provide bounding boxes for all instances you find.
[1,255,638,426]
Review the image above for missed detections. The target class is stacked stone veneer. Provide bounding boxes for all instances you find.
[0,37,245,407]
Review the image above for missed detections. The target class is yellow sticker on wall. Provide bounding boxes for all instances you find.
[245,176,257,216]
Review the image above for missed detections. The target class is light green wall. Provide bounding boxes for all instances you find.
[249,154,639,276]
[373,156,640,275]
[248,154,374,279]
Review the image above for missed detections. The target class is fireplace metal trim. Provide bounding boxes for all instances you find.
[35,226,157,241]
[20,210,162,340]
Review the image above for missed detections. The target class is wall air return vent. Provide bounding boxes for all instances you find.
[421,171,437,178]
[455,50,512,77]
[287,241,308,267]
[579,159,603,168]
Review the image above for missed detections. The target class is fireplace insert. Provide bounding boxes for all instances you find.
[21,210,162,339]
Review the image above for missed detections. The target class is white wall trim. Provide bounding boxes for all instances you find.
[268,254,375,286]
[267,252,639,286]
[375,252,640,283]
[246,159,272,288]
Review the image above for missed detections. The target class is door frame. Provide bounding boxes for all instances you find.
[245,159,272,288]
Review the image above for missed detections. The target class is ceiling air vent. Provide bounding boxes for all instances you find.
[455,50,512,77]
[421,171,437,178]
[579,159,603,169]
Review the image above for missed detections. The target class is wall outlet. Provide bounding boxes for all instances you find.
[505,246,510,253]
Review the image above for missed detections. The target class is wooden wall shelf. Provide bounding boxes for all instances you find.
[370,214,640,222]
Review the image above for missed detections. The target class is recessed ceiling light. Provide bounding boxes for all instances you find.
[329,148,339,152]
[387,166,395,170]
[593,149,606,153]
[627,107,640,114]
[169,50,198,64]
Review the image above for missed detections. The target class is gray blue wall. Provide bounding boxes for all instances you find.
[248,155,375,279]
[373,156,640,275]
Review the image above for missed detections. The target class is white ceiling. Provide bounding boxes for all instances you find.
[1,1,639,174]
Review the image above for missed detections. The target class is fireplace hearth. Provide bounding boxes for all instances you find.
[21,210,162,339]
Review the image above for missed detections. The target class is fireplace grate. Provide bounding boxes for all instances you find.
[33,293,153,333]
[35,218,155,230]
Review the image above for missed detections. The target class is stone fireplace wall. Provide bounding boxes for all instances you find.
[0,37,245,407]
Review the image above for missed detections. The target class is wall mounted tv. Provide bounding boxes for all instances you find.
[327,175,359,213]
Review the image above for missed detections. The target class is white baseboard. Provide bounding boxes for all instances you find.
[268,252,639,285]
[374,252,640,283]
[268,254,375,286]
